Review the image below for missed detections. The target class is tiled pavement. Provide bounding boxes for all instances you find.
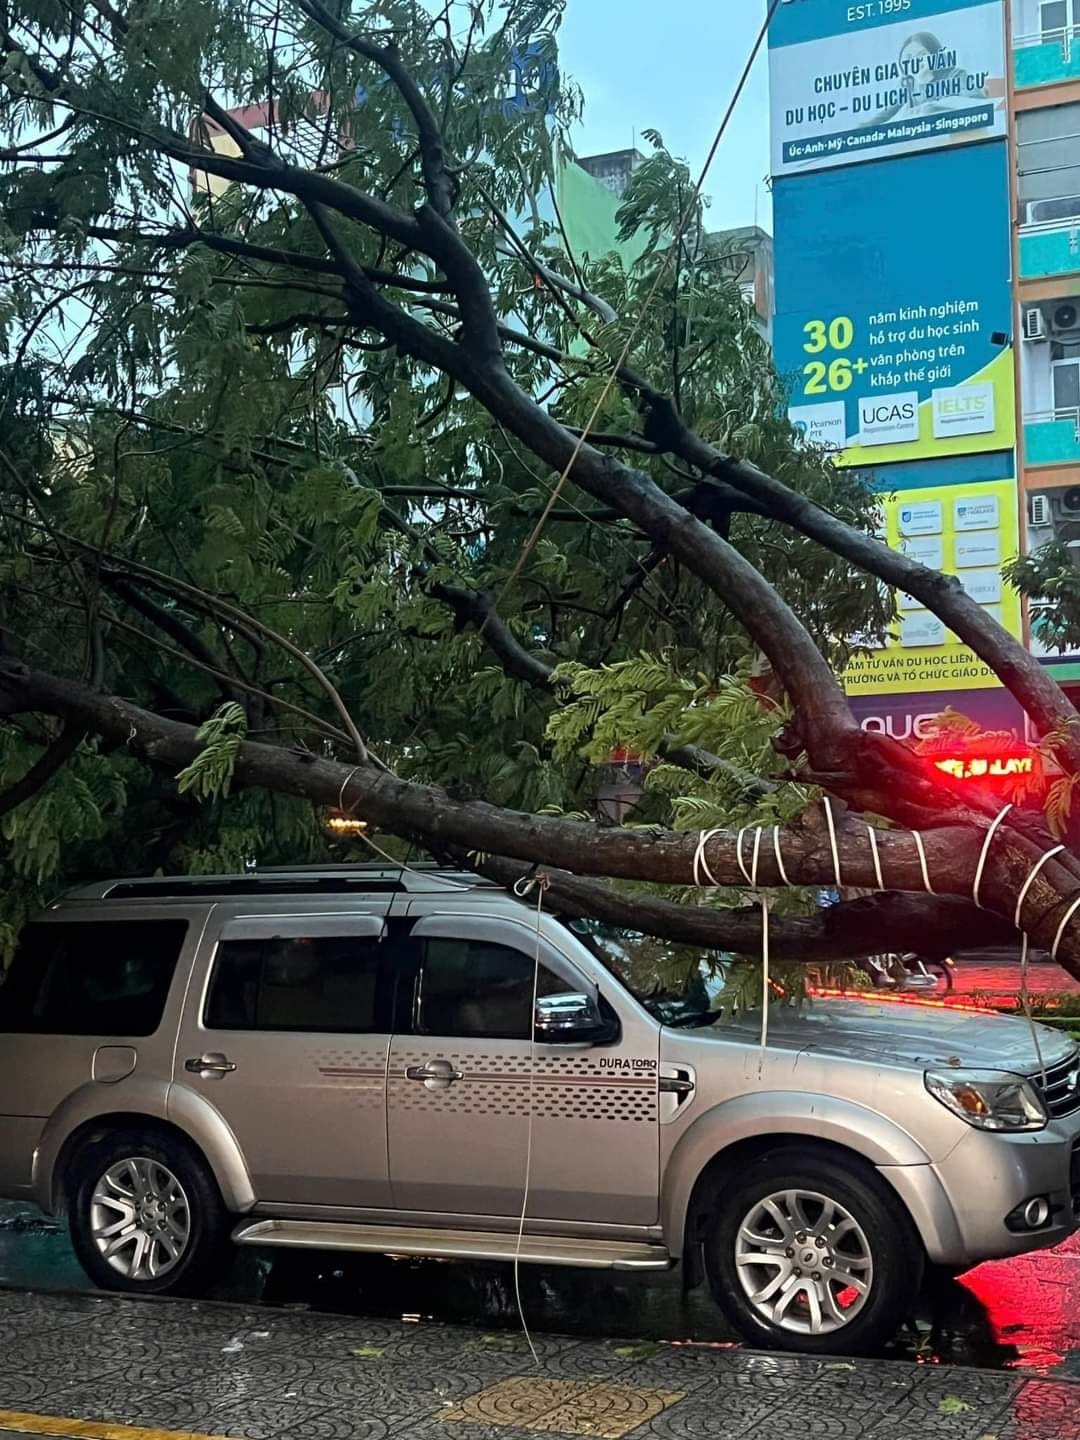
[0,1289,1078,1440]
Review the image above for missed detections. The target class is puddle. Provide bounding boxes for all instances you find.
[2,1201,1077,1377]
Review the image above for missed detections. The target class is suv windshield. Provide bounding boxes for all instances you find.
[567,919,731,1026]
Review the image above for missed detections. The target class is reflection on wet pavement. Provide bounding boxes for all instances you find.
[2,1202,1078,1376]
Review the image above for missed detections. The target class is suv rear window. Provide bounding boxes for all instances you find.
[0,920,188,1036]
[204,935,381,1033]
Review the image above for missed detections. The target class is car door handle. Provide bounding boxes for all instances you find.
[406,1061,463,1086]
[185,1053,237,1077]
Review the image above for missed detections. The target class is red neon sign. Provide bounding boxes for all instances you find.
[933,754,1035,782]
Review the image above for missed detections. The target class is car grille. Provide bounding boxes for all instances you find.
[1034,1051,1080,1119]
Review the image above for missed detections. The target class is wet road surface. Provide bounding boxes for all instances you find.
[952,961,1080,998]
[2,1203,1078,1379]
[1,1287,1074,1440]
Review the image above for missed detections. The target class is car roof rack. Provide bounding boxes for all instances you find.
[59,864,497,902]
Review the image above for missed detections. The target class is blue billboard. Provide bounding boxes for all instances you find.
[773,140,1014,468]
[768,2,1007,175]
[769,0,1001,48]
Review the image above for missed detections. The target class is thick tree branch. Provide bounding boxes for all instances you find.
[0,34,427,254]
[23,217,453,294]
[427,580,771,794]
[292,0,458,222]
[295,241,858,766]
[103,574,250,709]
[648,405,1080,771]
[431,581,555,688]
[471,856,1017,963]
[0,715,86,817]
[1,666,1077,969]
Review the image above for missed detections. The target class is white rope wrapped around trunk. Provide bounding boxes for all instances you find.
[692,802,1075,1086]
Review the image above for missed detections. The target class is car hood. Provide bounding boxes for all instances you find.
[718,997,1077,1074]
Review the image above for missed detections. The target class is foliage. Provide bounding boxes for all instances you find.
[176,703,249,800]
[1007,544,1080,655]
[0,0,889,981]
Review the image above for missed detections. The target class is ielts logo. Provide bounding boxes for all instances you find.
[939,395,988,415]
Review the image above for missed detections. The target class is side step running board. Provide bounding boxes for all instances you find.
[232,1218,671,1271]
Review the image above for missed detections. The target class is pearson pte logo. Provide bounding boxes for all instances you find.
[789,401,847,450]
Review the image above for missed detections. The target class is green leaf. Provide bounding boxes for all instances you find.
[610,1342,661,1360]
[176,704,249,801]
[939,1398,973,1416]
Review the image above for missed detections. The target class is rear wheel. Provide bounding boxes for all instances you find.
[704,1148,923,1355]
[69,1129,228,1295]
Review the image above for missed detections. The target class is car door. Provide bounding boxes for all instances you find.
[387,913,660,1227]
[174,911,394,1209]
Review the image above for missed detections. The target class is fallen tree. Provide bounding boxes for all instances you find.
[0,0,1078,981]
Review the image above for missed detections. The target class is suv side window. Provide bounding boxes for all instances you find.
[205,934,381,1033]
[0,920,188,1036]
[416,937,564,1039]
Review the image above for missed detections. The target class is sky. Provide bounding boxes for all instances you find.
[557,0,773,234]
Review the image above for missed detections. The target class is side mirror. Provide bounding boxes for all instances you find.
[535,992,605,1045]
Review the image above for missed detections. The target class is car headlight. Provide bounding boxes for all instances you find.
[925,1068,1047,1132]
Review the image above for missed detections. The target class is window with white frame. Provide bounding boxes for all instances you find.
[1040,0,1079,38]
[1017,103,1080,223]
[1052,350,1080,419]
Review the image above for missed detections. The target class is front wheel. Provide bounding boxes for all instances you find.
[704,1148,923,1355]
[69,1129,228,1296]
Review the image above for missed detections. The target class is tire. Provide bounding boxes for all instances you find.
[68,1128,229,1296]
[703,1147,924,1356]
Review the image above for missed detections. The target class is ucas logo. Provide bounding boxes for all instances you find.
[861,400,915,424]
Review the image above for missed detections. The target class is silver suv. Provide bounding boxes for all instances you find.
[1,864,1078,1355]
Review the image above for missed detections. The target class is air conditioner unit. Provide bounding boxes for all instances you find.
[1023,307,1048,341]
[1030,494,1052,526]
[1050,301,1080,336]
[1062,486,1080,514]
[1026,196,1080,226]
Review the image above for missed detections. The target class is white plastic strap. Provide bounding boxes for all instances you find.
[911,832,936,894]
[823,798,842,889]
[736,827,755,888]
[759,893,770,1077]
[751,827,763,888]
[513,876,544,1368]
[772,826,791,887]
[1051,893,1080,963]
[1014,845,1065,930]
[693,828,724,888]
[972,805,1013,911]
[1020,931,1048,1088]
[866,825,884,892]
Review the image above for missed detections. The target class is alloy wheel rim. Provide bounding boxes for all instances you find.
[89,1156,191,1281]
[734,1188,874,1335]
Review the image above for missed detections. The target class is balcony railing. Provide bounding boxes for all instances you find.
[1024,407,1080,465]
[1014,25,1080,88]
[1019,211,1080,278]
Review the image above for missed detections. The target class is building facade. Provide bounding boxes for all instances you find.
[572,151,775,339]
[769,0,1080,741]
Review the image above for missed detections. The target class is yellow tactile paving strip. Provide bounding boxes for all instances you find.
[0,1379,685,1440]
[0,1413,237,1440]
[442,1376,685,1437]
